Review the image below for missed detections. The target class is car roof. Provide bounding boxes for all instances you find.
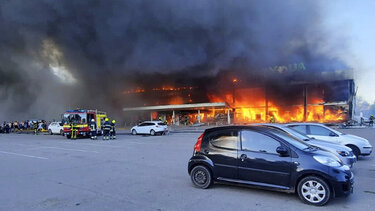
[285,122,325,126]
[253,123,285,128]
[204,125,272,134]
[141,121,162,123]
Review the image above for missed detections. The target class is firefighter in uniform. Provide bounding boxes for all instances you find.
[89,119,97,140]
[110,120,116,140]
[103,118,111,140]
[270,116,275,123]
[33,121,38,135]
[70,122,77,140]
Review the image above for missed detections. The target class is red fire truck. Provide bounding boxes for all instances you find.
[63,109,107,139]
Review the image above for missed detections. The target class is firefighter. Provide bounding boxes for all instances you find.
[370,115,374,127]
[33,121,38,135]
[70,122,77,140]
[103,118,111,140]
[110,120,116,140]
[270,116,275,123]
[89,119,97,140]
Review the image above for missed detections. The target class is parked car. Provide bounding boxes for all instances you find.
[188,126,353,206]
[286,123,373,158]
[257,124,356,167]
[48,122,64,135]
[131,121,168,136]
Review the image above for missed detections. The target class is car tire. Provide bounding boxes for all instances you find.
[132,129,137,135]
[66,134,71,139]
[48,129,53,135]
[347,145,360,158]
[150,129,155,136]
[60,129,64,136]
[190,165,212,189]
[297,176,331,206]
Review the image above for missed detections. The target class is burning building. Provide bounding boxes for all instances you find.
[122,64,355,125]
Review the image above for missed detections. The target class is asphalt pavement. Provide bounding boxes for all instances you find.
[0,129,374,211]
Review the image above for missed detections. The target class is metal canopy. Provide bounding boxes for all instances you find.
[123,102,228,112]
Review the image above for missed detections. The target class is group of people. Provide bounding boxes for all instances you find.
[0,120,48,134]
[69,118,116,140]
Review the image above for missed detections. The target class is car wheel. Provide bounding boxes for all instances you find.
[60,129,64,136]
[48,129,53,135]
[66,134,71,139]
[190,165,212,189]
[347,145,360,158]
[132,129,137,135]
[150,129,155,136]
[297,176,331,206]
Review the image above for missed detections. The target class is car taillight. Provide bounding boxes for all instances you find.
[194,133,204,152]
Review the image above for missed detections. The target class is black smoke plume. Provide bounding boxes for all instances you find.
[0,0,349,120]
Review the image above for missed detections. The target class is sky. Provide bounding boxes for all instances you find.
[325,0,375,103]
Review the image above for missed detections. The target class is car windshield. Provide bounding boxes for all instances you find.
[326,126,344,135]
[63,113,87,124]
[267,128,310,150]
[263,125,311,141]
[282,127,311,141]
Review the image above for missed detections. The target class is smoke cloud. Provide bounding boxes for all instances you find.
[0,0,349,120]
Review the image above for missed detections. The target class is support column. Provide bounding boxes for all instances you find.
[265,87,269,122]
[150,112,153,121]
[227,108,231,125]
[172,110,175,125]
[197,110,201,123]
[303,86,307,121]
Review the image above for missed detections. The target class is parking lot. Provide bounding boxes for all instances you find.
[0,129,374,211]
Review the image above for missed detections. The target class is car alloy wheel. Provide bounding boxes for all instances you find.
[190,165,212,189]
[150,129,155,136]
[132,129,137,135]
[48,129,53,135]
[298,176,330,206]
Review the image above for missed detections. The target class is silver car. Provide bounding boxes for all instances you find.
[258,124,356,167]
[286,123,373,157]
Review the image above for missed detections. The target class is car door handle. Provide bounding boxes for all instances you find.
[240,154,247,161]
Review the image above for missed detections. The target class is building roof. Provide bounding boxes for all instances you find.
[123,102,229,112]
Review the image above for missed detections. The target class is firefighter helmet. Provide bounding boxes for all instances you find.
[91,119,95,122]
[112,120,116,123]
[105,118,109,121]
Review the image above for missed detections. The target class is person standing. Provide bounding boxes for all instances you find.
[33,121,38,135]
[70,122,77,140]
[110,120,116,140]
[89,119,97,140]
[370,115,374,127]
[102,118,111,140]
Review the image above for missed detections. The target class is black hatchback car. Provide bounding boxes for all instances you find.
[188,126,354,206]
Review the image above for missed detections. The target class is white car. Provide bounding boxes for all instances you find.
[258,124,356,167]
[48,122,64,135]
[131,121,168,136]
[286,123,373,158]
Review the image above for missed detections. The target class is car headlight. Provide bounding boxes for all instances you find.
[313,155,342,167]
[336,150,349,157]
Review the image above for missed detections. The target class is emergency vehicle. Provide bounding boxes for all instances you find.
[62,109,107,139]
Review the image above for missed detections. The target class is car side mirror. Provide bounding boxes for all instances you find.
[276,146,289,156]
